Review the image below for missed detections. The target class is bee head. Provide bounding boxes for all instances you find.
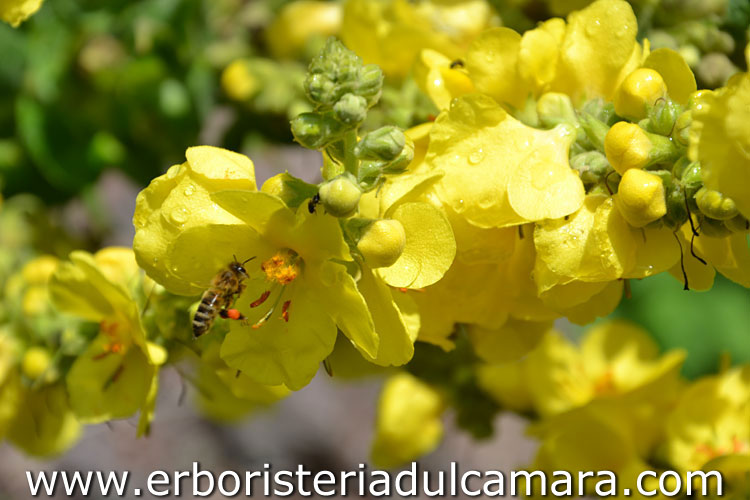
[231,256,255,277]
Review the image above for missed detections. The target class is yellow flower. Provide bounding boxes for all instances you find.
[265,1,342,60]
[0,0,43,27]
[689,56,750,219]
[371,372,444,468]
[466,0,641,108]
[665,365,750,472]
[341,0,494,79]
[614,68,668,120]
[412,49,474,110]
[49,248,166,428]
[426,94,584,229]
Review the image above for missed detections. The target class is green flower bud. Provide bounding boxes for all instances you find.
[664,183,689,229]
[291,112,347,149]
[680,161,703,209]
[695,187,739,220]
[581,98,616,125]
[318,174,362,217]
[304,38,383,109]
[578,112,610,153]
[671,110,692,147]
[646,98,682,136]
[358,160,384,190]
[261,172,319,209]
[671,156,692,179]
[333,93,368,125]
[357,219,406,268]
[569,150,610,186]
[355,126,406,162]
[697,215,732,237]
[537,93,578,128]
[382,136,415,174]
[725,214,750,233]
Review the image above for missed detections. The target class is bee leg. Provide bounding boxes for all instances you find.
[220,308,245,320]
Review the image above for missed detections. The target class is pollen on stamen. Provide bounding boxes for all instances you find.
[250,290,271,308]
[281,300,291,322]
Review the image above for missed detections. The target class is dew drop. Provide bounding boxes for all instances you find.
[469,149,484,165]
[184,185,195,196]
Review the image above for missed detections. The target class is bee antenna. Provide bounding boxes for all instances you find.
[242,256,256,265]
[233,254,238,263]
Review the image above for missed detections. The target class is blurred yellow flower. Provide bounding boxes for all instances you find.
[0,0,43,27]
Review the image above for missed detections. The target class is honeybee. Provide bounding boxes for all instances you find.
[192,257,254,337]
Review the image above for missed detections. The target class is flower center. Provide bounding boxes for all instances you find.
[247,250,300,328]
[93,319,126,359]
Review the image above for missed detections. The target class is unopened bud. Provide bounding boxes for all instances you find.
[605,122,679,175]
[569,151,610,186]
[291,112,347,149]
[614,169,667,227]
[615,68,668,120]
[382,136,414,174]
[537,93,579,130]
[578,113,610,152]
[318,174,362,217]
[355,126,406,162]
[22,346,53,381]
[646,98,682,136]
[357,219,407,268]
[695,187,739,220]
[333,93,368,125]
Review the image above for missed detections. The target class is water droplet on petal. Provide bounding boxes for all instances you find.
[184,185,195,196]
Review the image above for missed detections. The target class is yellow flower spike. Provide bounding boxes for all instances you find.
[265,1,342,60]
[614,68,668,120]
[413,49,474,110]
[221,60,259,102]
[468,318,552,364]
[133,146,256,296]
[689,74,750,219]
[378,202,455,289]
[614,168,667,227]
[357,219,406,269]
[371,372,445,468]
[605,122,653,174]
[0,0,43,27]
[427,94,584,228]
[643,48,697,106]
[555,0,640,102]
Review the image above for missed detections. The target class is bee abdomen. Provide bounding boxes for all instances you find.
[192,291,220,337]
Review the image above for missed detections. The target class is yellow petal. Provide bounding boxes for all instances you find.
[378,202,455,288]
[643,48,697,105]
[465,27,526,108]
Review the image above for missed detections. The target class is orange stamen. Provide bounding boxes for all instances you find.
[250,290,271,308]
[282,300,291,322]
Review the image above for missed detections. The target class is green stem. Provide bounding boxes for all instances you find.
[343,129,358,177]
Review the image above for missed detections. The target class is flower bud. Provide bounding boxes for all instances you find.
[221,60,259,102]
[614,169,667,227]
[680,161,703,206]
[291,112,347,149]
[664,183,689,229]
[646,98,682,136]
[305,38,383,109]
[671,110,692,147]
[333,93,368,125]
[22,346,53,381]
[604,122,679,175]
[578,112,610,152]
[537,93,580,130]
[569,151,610,186]
[261,172,318,208]
[318,174,361,217]
[695,187,739,220]
[357,219,407,268]
[614,68,668,120]
[355,126,406,162]
[382,136,415,174]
